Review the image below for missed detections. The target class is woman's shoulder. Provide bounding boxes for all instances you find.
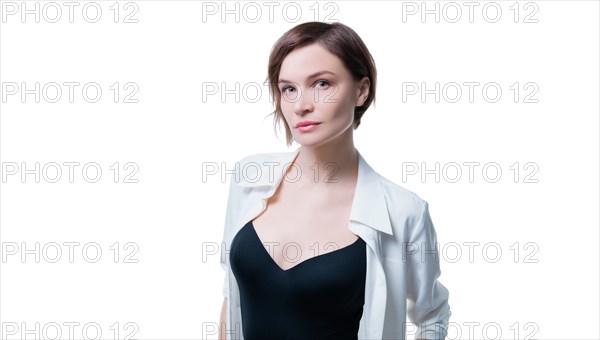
[231,149,299,187]
[373,174,437,241]
[376,172,429,217]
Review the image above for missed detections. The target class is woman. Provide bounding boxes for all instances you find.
[219,21,451,340]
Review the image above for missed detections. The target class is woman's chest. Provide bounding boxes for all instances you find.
[251,186,359,271]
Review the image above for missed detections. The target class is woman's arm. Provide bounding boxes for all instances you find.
[219,297,227,340]
[406,200,451,339]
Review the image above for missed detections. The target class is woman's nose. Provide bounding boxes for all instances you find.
[293,88,314,115]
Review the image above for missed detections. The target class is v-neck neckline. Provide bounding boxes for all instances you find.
[248,220,363,273]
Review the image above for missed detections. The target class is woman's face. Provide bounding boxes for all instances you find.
[277,43,368,147]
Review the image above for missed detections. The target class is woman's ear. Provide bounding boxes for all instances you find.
[355,76,370,107]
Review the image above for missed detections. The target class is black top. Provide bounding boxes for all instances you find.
[230,220,367,340]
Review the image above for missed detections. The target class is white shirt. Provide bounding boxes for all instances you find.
[220,147,451,340]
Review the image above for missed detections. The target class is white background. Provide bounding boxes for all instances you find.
[0,1,598,339]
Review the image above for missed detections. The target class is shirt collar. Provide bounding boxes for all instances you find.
[235,147,393,236]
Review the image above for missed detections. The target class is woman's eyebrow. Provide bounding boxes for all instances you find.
[278,70,336,84]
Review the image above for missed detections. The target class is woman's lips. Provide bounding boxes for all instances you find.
[296,122,320,132]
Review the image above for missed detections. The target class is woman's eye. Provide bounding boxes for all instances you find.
[281,86,294,94]
[315,80,330,89]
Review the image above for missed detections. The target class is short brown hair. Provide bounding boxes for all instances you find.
[266,22,377,147]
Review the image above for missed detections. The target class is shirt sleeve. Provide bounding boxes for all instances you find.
[406,200,452,339]
[221,177,236,299]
